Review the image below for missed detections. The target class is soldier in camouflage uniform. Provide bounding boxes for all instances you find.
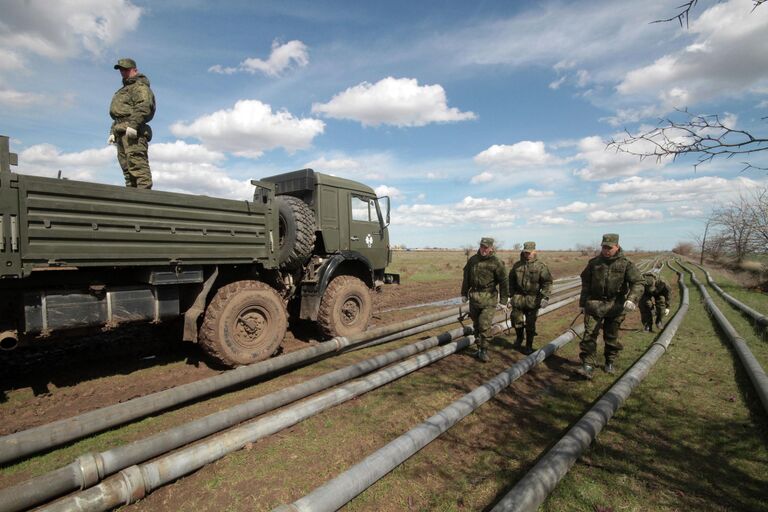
[108,58,156,189]
[509,241,553,354]
[639,271,671,332]
[577,233,643,378]
[461,237,509,362]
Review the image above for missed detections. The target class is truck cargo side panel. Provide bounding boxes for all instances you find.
[16,175,276,272]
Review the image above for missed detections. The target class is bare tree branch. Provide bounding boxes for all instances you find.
[607,109,768,172]
[652,1,698,28]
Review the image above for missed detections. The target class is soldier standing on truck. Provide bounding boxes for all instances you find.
[639,271,671,332]
[108,58,155,189]
[461,237,509,363]
[509,241,552,355]
[577,233,643,379]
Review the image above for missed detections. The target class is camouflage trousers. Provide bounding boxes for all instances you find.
[510,305,539,336]
[117,134,153,189]
[639,297,666,327]
[580,312,626,365]
[469,303,495,350]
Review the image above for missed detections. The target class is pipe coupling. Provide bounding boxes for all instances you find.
[118,465,147,505]
[76,452,106,489]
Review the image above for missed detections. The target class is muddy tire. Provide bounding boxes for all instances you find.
[276,195,316,269]
[199,281,287,366]
[317,276,372,338]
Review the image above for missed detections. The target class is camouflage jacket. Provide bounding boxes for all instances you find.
[461,252,509,308]
[579,248,643,317]
[641,273,670,306]
[509,254,553,299]
[110,74,155,135]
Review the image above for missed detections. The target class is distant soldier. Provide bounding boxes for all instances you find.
[577,233,643,378]
[508,241,552,354]
[639,271,671,332]
[461,237,509,362]
[108,58,156,189]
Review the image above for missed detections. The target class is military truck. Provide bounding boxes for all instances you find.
[0,135,398,366]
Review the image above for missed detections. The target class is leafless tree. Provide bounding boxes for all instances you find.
[672,241,694,256]
[747,188,768,252]
[710,194,758,263]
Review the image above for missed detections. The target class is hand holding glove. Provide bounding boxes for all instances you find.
[125,126,138,139]
[623,300,637,312]
[540,298,549,309]
[107,133,116,145]
[664,308,670,316]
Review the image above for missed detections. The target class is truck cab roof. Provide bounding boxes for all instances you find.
[262,168,376,197]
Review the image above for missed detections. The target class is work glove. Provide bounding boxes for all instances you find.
[461,296,468,303]
[496,302,507,311]
[664,308,670,316]
[623,300,637,312]
[107,133,116,145]
[113,123,127,135]
[540,298,549,309]
[506,298,512,308]
[125,126,138,139]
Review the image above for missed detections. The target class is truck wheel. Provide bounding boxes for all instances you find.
[199,281,287,366]
[276,195,316,269]
[317,276,372,338]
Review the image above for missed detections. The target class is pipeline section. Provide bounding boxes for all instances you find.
[692,262,768,331]
[38,335,480,512]
[681,263,768,414]
[489,260,689,511]
[272,325,586,512]
[0,306,470,465]
[0,291,583,512]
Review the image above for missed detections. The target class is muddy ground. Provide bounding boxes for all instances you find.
[0,279,461,436]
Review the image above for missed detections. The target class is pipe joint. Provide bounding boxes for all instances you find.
[118,465,147,505]
[76,453,106,489]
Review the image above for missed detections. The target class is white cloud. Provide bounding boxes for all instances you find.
[598,175,762,203]
[528,215,574,225]
[586,209,663,223]
[0,0,142,62]
[374,185,402,200]
[667,205,705,218]
[0,89,48,108]
[474,141,557,170]
[616,0,768,108]
[209,39,309,77]
[170,100,325,159]
[526,189,555,197]
[394,196,518,227]
[470,171,494,184]
[554,201,595,213]
[573,135,664,180]
[17,143,114,181]
[311,77,476,127]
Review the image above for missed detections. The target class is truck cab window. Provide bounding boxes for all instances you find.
[351,195,375,222]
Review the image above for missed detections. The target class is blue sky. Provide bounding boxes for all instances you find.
[2,0,767,250]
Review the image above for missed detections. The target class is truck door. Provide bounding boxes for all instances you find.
[349,194,387,270]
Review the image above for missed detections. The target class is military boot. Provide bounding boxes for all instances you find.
[655,320,663,331]
[523,331,535,355]
[513,328,524,348]
[604,361,615,375]
[576,362,594,380]
[477,348,489,363]
[643,323,653,333]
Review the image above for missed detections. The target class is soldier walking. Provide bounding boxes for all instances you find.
[108,58,156,189]
[639,271,671,332]
[577,233,643,378]
[509,241,552,354]
[461,237,509,362]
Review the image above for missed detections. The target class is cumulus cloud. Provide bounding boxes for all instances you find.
[528,215,574,225]
[598,175,763,202]
[667,205,705,218]
[394,196,518,227]
[374,185,403,200]
[554,201,595,213]
[474,141,557,170]
[470,171,494,184]
[616,0,768,109]
[0,0,142,62]
[170,100,325,158]
[526,189,555,197]
[209,39,309,76]
[586,208,663,223]
[17,143,114,181]
[311,77,476,127]
[0,89,49,108]
[573,135,664,180]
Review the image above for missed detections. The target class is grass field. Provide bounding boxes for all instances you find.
[1,251,766,511]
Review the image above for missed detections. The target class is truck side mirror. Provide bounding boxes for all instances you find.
[376,196,390,228]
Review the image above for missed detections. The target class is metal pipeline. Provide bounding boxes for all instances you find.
[692,262,768,331]
[0,330,18,351]
[489,261,689,511]
[0,306,467,465]
[2,290,583,512]
[680,262,768,414]
[0,323,472,512]
[272,325,586,512]
[37,336,480,512]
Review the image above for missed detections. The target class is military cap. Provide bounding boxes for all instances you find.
[479,237,495,247]
[523,241,536,251]
[114,58,137,70]
[601,233,620,247]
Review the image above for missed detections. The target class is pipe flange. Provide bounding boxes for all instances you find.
[119,465,147,505]
[76,453,104,489]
